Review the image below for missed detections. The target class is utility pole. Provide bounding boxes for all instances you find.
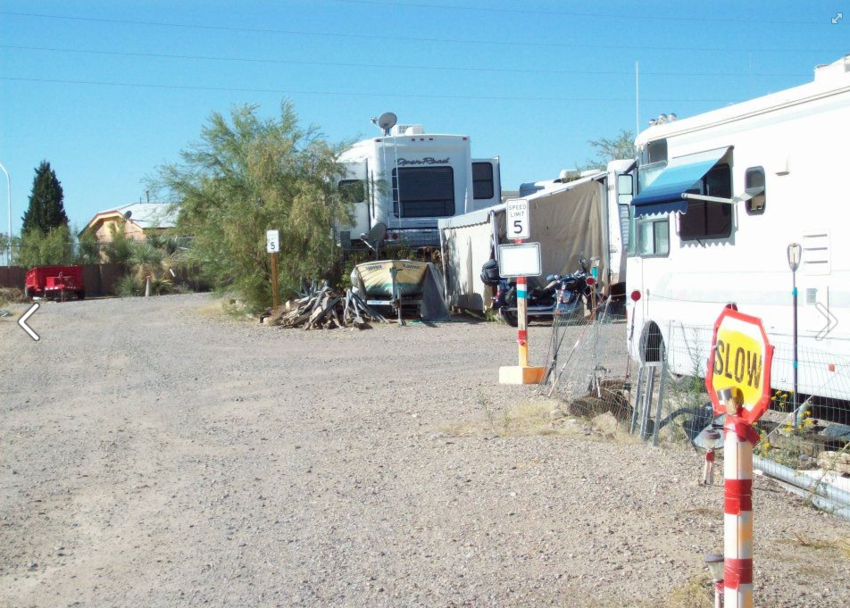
[0,161,10,266]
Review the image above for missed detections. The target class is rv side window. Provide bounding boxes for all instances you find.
[338,179,366,203]
[472,162,495,200]
[392,167,455,218]
[745,167,766,215]
[636,217,669,257]
[679,164,733,241]
[643,139,668,165]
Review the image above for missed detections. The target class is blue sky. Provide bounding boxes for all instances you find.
[0,1,846,233]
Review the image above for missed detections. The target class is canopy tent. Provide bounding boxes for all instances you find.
[439,174,608,312]
[631,147,730,217]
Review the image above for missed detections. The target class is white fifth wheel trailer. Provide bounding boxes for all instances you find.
[626,55,850,404]
[335,116,501,249]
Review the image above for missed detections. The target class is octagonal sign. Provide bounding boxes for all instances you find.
[705,307,774,424]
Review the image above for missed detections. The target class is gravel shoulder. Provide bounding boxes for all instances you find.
[1,294,848,607]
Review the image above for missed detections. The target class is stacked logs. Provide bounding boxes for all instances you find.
[262,284,387,329]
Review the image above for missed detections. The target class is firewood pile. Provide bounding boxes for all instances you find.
[261,283,387,330]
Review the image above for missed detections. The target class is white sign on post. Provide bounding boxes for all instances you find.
[266,229,280,253]
[506,199,530,240]
[497,242,542,278]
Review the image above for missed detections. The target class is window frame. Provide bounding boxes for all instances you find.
[745,166,766,215]
[337,179,367,204]
[678,163,734,242]
[634,215,670,258]
[472,162,495,200]
[391,166,456,218]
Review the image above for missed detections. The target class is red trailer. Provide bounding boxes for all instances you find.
[25,265,85,300]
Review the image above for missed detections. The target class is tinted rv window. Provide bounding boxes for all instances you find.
[745,167,766,215]
[679,164,733,241]
[392,167,455,218]
[472,162,495,200]
[338,179,366,203]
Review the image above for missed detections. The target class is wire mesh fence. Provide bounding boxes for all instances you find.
[541,300,630,422]
[540,312,850,512]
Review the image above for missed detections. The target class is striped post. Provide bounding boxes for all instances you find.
[724,415,758,608]
[516,276,529,366]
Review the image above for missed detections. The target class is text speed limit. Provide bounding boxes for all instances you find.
[506,199,530,240]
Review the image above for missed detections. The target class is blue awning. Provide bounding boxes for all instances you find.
[632,147,730,217]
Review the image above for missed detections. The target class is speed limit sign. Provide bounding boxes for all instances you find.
[506,199,530,240]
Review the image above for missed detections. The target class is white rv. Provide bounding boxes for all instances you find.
[335,121,501,249]
[626,55,850,401]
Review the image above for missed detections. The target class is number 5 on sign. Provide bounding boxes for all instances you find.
[506,199,530,240]
[267,229,280,253]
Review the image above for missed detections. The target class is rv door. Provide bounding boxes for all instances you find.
[337,161,371,247]
[471,158,501,211]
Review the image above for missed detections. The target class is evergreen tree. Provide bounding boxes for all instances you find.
[22,161,68,233]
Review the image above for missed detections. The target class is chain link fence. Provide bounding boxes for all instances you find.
[541,314,850,516]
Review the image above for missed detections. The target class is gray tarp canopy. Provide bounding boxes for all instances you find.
[439,174,607,312]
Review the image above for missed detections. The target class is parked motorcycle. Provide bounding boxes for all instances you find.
[480,257,598,327]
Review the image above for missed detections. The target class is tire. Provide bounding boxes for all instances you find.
[500,307,518,327]
[76,291,85,300]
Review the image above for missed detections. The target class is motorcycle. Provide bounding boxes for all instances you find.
[480,257,599,327]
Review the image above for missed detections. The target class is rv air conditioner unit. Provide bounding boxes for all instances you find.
[391,124,426,136]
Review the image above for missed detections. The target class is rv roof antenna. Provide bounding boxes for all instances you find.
[373,112,397,136]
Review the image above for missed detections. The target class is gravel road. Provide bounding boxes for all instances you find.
[1,294,848,607]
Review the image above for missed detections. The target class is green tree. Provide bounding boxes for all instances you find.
[102,221,134,269]
[76,228,102,265]
[152,101,351,311]
[584,129,635,170]
[16,226,75,267]
[21,161,68,233]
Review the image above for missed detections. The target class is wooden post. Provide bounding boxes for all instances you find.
[516,275,529,367]
[270,251,280,309]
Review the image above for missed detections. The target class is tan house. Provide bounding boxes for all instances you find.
[84,203,178,244]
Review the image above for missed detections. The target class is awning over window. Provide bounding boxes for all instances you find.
[632,147,730,217]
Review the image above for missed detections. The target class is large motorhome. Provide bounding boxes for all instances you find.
[335,121,501,249]
[626,55,850,402]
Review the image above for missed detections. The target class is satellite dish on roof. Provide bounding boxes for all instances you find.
[377,112,397,136]
[124,210,133,220]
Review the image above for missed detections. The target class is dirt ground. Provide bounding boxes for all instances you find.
[1,294,848,608]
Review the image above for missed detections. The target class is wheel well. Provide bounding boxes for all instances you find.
[640,321,665,363]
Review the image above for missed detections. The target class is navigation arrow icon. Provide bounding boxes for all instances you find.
[815,302,838,341]
[832,12,843,24]
[18,303,40,341]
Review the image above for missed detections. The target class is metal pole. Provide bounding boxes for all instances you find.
[0,162,10,266]
[635,61,640,139]
[792,268,799,426]
[517,275,529,366]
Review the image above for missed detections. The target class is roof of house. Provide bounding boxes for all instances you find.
[84,202,178,233]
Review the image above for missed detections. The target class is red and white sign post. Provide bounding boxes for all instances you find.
[498,199,546,385]
[705,306,774,608]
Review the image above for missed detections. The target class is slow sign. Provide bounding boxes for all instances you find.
[705,307,774,424]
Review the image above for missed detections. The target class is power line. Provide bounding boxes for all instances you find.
[328,0,826,26]
[0,11,838,55]
[0,44,809,79]
[0,76,743,104]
